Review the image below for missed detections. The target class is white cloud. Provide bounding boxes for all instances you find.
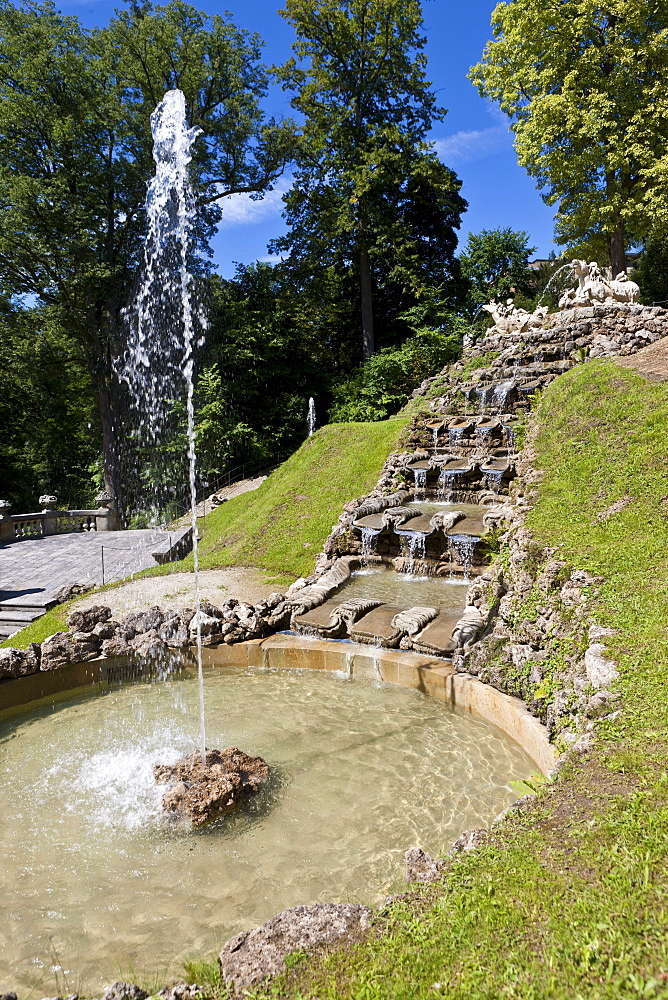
[218,179,291,228]
[432,125,510,166]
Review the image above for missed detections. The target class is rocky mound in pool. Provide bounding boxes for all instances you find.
[154,747,270,826]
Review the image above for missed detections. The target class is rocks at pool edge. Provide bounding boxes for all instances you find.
[218,903,372,992]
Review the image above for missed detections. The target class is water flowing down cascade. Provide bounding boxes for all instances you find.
[413,468,427,499]
[117,89,207,763]
[395,528,426,575]
[360,526,381,565]
[448,533,479,580]
[438,468,461,502]
[492,381,514,410]
[484,469,504,492]
[476,425,494,447]
[307,397,316,437]
[449,426,464,450]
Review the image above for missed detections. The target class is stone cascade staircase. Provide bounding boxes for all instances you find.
[415,302,668,419]
[292,596,477,658]
[335,303,668,581]
[0,602,51,642]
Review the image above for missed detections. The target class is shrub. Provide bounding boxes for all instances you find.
[328,325,464,422]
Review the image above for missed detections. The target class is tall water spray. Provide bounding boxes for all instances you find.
[307,397,316,437]
[118,89,207,764]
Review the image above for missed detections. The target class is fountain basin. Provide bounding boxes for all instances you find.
[0,645,552,995]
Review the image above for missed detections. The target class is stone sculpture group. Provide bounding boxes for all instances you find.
[558,259,640,310]
[482,259,641,337]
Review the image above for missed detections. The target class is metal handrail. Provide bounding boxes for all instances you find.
[170,451,289,518]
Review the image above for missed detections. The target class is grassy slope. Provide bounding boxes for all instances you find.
[144,419,404,584]
[1,420,403,649]
[234,362,668,1000]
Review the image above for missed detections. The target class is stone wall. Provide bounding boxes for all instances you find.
[409,302,668,416]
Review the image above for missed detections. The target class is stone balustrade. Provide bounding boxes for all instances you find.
[0,495,120,543]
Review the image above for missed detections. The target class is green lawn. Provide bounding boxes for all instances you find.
[142,419,404,584]
[205,361,668,1000]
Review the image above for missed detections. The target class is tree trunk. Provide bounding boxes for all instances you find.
[360,245,374,359]
[610,220,626,276]
[97,378,120,503]
[85,313,123,522]
[605,171,626,275]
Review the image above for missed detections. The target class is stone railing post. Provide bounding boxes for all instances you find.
[39,495,59,536]
[94,491,121,531]
[0,500,13,542]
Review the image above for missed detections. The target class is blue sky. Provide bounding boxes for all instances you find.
[58,0,558,278]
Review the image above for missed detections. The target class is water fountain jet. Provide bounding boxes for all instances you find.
[118,89,268,790]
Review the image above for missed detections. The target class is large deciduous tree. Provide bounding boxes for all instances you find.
[470,0,668,275]
[273,0,466,360]
[0,0,295,511]
[460,227,537,317]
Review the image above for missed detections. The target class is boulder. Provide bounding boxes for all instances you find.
[66,604,112,634]
[120,606,165,638]
[101,984,147,1000]
[154,747,270,826]
[449,827,488,854]
[218,903,372,992]
[131,630,168,659]
[101,635,133,658]
[199,600,223,619]
[159,612,193,648]
[41,632,99,670]
[405,847,444,883]
[93,619,118,640]
[584,643,619,688]
[189,612,224,638]
[155,986,202,1000]
[0,643,40,679]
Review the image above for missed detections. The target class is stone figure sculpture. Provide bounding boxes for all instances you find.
[558,259,639,309]
[482,299,548,336]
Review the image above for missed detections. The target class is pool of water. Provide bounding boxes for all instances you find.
[407,501,487,518]
[0,665,535,993]
[336,568,470,610]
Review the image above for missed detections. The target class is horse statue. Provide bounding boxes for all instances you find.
[558,260,639,309]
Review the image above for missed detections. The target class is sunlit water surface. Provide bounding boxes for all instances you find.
[407,501,486,518]
[0,666,535,993]
[337,568,470,610]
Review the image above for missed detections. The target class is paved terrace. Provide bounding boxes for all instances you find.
[0,528,189,640]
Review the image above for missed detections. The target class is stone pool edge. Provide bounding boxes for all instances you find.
[0,635,556,774]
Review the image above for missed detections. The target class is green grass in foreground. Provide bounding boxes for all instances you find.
[184,361,668,1000]
[142,419,403,583]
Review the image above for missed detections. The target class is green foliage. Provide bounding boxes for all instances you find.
[460,227,536,316]
[0,304,100,509]
[273,0,467,359]
[0,0,295,503]
[182,957,228,998]
[196,265,331,475]
[471,0,668,271]
[329,325,463,423]
[631,234,668,306]
[458,350,501,378]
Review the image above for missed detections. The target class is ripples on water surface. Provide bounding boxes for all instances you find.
[337,568,470,610]
[0,666,535,992]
